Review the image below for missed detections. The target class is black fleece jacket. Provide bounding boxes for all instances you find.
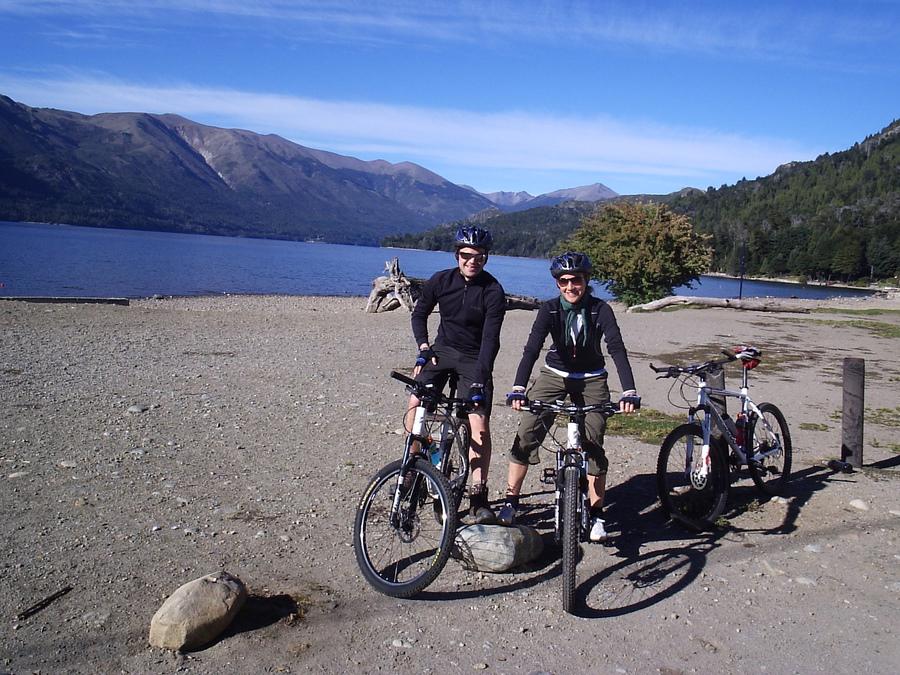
[513,294,636,392]
[411,268,506,383]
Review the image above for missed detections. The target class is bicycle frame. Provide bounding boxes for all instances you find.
[554,415,591,543]
[682,366,783,486]
[528,400,620,542]
[391,372,470,513]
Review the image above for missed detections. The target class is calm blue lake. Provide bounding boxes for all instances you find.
[0,221,874,301]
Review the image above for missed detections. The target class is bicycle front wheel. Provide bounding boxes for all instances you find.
[353,458,457,598]
[747,403,792,496]
[560,465,580,614]
[657,423,729,531]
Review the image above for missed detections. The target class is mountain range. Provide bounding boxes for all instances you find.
[0,95,617,245]
[389,119,900,282]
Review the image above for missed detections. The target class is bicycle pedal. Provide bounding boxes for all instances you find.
[541,467,557,484]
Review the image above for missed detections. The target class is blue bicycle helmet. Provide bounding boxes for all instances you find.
[550,251,592,278]
[454,226,493,251]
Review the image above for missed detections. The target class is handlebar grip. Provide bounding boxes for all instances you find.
[620,395,641,410]
[390,370,418,387]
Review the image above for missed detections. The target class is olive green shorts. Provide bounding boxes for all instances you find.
[509,371,610,476]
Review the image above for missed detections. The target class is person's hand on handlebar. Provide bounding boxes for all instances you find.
[619,390,641,413]
[506,386,527,411]
[413,344,438,376]
[468,383,486,409]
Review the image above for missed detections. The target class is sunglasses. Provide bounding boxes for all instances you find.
[557,276,585,288]
[458,251,487,263]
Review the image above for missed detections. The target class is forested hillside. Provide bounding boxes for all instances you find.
[383,202,598,257]
[668,120,900,281]
[389,121,900,282]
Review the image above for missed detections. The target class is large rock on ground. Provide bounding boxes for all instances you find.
[452,524,544,572]
[149,571,247,651]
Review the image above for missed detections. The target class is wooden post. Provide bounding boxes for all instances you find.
[841,357,865,468]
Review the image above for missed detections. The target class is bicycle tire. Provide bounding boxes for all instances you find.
[747,402,792,496]
[353,457,457,598]
[440,414,470,511]
[656,423,729,531]
[560,465,580,614]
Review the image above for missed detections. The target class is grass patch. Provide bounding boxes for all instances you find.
[829,406,900,427]
[869,406,900,428]
[799,422,830,431]
[606,407,685,445]
[798,317,900,339]
[871,438,900,454]
[812,307,900,317]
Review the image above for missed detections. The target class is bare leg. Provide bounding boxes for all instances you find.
[588,472,607,511]
[505,462,529,497]
[468,413,491,486]
[404,394,423,453]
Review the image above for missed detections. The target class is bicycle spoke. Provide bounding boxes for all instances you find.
[354,459,457,597]
[747,403,792,496]
[657,424,728,530]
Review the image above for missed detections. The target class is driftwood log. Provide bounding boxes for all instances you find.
[365,258,420,313]
[366,257,540,312]
[627,295,810,313]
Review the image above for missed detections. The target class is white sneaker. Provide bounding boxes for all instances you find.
[589,517,609,543]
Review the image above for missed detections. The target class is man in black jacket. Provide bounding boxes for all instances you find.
[500,252,639,541]
[409,226,506,522]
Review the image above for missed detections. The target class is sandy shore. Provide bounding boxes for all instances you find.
[1,294,898,673]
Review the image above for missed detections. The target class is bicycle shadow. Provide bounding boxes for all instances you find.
[720,462,855,536]
[571,472,725,617]
[422,464,839,613]
[571,463,846,616]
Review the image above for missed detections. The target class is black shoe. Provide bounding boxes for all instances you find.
[471,505,496,524]
[497,503,517,526]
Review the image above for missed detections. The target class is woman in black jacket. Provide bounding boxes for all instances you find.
[500,252,640,541]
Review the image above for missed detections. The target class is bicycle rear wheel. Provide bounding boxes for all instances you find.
[747,403,792,496]
[435,412,470,511]
[354,458,457,598]
[657,423,729,531]
[560,465,580,614]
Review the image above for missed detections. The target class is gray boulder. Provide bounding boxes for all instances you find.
[149,571,247,651]
[452,524,544,572]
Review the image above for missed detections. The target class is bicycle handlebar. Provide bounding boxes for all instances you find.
[516,398,632,418]
[390,370,471,408]
[649,352,736,379]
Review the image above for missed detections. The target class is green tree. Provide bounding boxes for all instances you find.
[562,202,712,305]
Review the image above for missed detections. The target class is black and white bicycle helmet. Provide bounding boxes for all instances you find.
[454,226,493,251]
[550,251,592,278]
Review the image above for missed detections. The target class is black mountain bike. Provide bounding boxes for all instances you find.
[353,371,470,597]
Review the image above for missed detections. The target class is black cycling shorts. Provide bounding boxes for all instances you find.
[415,343,493,415]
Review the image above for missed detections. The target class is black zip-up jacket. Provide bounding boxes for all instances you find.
[513,294,636,391]
[411,268,506,384]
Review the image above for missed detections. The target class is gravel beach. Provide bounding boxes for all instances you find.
[2,293,898,673]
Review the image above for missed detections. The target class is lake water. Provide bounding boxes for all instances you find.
[0,221,875,301]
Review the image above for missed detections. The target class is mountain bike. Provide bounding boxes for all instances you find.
[520,397,632,614]
[651,346,792,531]
[353,370,471,597]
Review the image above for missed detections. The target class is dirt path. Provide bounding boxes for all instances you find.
[1,295,898,673]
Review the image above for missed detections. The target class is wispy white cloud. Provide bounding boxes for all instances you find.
[2,1,896,61]
[0,72,817,192]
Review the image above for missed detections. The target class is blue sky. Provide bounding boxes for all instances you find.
[0,0,898,196]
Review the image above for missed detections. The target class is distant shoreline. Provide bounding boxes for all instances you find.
[702,271,892,294]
